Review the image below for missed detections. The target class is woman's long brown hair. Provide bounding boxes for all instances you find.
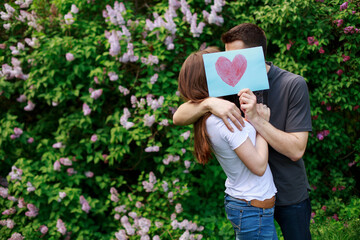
[178,47,220,165]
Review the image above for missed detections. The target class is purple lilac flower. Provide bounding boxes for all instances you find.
[24,100,35,111]
[54,161,61,171]
[9,166,23,181]
[118,85,130,95]
[18,197,26,208]
[66,53,74,61]
[8,232,24,240]
[27,182,35,192]
[64,12,74,25]
[80,195,91,213]
[342,55,350,62]
[108,71,119,81]
[39,225,48,234]
[90,89,103,99]
[340,2,348,11]
[83,103,91,115]
[71,4,79,14]
[144,114,155,127]
[91,134,98,142]
[53,142,65,148]
[56,219,67,235]
[25,203,39,217]
[181,130,191,140]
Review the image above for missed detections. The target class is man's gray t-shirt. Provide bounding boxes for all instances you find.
[265,63,312,206]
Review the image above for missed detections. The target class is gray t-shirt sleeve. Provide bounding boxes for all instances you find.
[285,77,312,132]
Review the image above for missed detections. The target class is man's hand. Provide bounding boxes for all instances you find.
[205,98,245,132]
[256,103,271,121]
[238,88,259,121]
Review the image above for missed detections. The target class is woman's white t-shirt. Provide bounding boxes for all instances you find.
[206,114,277,201]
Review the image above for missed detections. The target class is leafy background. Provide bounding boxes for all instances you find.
[0,0,359,239]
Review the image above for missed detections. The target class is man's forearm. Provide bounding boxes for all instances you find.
[250,116,308,161]
[173,100,210,126]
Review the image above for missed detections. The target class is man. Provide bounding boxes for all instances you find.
[173,23,312,240]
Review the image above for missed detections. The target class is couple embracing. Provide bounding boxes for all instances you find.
[174,23,312,240]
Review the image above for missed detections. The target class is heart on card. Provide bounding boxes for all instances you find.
[215,54,247,87]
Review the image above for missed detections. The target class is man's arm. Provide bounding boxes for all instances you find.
[239,89,308,161]
[173,97,244,132]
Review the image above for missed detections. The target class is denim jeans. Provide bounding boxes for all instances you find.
[224,194,278,240]
[274,198,312,240]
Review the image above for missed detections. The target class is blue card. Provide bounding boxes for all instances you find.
[203,46,269,97]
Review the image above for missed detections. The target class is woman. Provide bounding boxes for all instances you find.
[177,47,277,240]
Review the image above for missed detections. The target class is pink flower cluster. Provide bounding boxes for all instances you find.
[118,85,130,95]
[286,40,294,50]
[307,36,319,46]
[64,4,78,25]
[120,108,135,129]
[316,129,330,140]
[106,30,121,56]
[2,207,16,215]
[39,225,48,234]
[53,157,72,171]
[52,142,65,148]
[141,54,159,66]
[163,154,180,165]
[181,130,191,140]
[8,166,23,181]
[103,1,126,26]
[342,54,350,62]
[18,197,26,208]
[1,2,42,31]
[144,146,160,152]
[343,26,359,34]
[146,94,164,110]
[332,185,346,192]
[90,88,103,100]
[202,0,225,27]
[110,187,120,202]
[11,127,23,139]
[80,195,91,213]
[1,57,28,80]
[340,2,348,11]
[57,219,67,235]
[0,186,9,198]
[26,181,35,192]
[142,172,157,192]
[25,203,38,217]
[0,219,15,229]
[9,42,25,55]
[8,232,24,240]
[143,114,155,127]
[334,19,343,27]
[171,218,204,237]
[119,42,138,63]
[83,103,91,115]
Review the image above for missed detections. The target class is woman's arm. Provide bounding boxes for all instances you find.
[233,134,268,176]
[173,97,245,132]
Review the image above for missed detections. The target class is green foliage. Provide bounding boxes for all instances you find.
[0,0,359,239]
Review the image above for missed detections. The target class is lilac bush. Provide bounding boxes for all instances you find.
[1,0,359,239]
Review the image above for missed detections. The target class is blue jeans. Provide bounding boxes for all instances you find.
[274,198,312,240]
[224,194,278,240]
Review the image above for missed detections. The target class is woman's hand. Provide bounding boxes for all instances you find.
[256,103,271,121]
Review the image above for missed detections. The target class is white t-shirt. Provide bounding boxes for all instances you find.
[206,114,277,201]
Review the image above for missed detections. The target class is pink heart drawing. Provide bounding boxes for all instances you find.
[215,54,247,87]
